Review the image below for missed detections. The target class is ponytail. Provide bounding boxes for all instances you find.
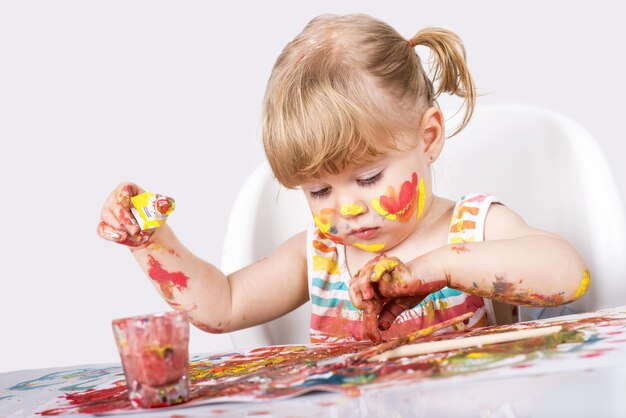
[409,28,476,137]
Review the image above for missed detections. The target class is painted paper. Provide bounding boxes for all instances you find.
[2,306,626,416]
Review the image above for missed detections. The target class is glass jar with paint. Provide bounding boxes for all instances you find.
[112,311,190,408]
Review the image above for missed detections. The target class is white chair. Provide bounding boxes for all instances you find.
[221,104,626,348]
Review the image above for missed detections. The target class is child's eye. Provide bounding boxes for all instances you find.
[310,187,331,199]
[357,172,382,187]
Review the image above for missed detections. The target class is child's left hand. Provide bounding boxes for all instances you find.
[349,254,448,342]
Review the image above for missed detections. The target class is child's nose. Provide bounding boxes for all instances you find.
[339,203,367,218]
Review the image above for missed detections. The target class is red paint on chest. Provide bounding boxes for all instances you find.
[147,255,190,299]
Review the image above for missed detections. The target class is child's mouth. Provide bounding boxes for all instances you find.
[351,227,380,240]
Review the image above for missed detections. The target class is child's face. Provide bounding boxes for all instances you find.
[301,146,432,253]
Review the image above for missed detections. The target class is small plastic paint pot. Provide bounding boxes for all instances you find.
[112,311,190,408]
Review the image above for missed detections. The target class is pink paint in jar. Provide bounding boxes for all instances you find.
[112,311,190,408]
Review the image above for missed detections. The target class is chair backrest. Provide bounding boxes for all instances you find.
[221,104,626,348]
[221,163,312,348]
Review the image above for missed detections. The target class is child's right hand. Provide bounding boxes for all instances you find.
[97,183,155,248]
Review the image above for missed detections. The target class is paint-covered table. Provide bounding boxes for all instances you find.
[2,306,626,417]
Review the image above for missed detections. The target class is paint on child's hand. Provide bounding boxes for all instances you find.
[147,255,190,300]
[340,203,366,216]
[574,270,591,299]
[372,258,400,282]
[372,172,425,222]
[353,242,385,252]
[131,192,176,231]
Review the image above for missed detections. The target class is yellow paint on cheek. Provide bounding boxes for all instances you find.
[372,258,399,281]
[340,203,366,216]
[313,209,336,235]
[353,242,385,252]
[574,270,591,299]
[314,215,331,234]
[372,199,397,220]
[417,177,426,220]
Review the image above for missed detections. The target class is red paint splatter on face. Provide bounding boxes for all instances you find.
[147,255,190,299]
[378,172,419,222]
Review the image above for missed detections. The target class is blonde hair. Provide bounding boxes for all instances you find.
[263,14,475,188]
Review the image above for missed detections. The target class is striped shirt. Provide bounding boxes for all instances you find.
[307,193,499,343]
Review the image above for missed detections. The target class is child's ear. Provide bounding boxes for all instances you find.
[419,107,445,163]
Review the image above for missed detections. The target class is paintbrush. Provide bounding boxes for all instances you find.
[369,324,563,362]
[348,311,475,364]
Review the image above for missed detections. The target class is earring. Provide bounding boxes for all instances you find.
[429,155,435,161]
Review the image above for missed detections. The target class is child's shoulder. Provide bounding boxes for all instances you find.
[482,198,552,241]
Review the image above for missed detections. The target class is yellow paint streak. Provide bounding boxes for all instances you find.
[340,203,366,216]
[417,178,426,220]
[372,258,400,281]
[574,270,591,299]
[145,344,173,360]
[371,199,397,220]
[449,236,475,244]
[312,255,340,275]
[314,215,332,235]
[353,242,385,252]
[464,352,490,359]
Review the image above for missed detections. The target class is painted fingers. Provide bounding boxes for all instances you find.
[377,296,425,331]
[97,182,152,247]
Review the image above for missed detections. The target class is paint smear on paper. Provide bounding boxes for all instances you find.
[33,308,626,416]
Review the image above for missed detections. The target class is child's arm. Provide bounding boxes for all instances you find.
[351,204,589,341]
[431,204,590,306]
[98,183,309,333]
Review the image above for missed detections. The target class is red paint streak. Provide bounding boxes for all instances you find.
[378,172,419,222]
[147,255,189,299]
[191,319,225,334]
[39,380,131,415]
[120,230,152,248]
[450,244,469,254]
[579,352,603,358]
[513,364,534,369]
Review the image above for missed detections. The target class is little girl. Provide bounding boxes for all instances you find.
[98,14,590,344]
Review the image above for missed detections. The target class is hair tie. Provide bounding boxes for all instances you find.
[408,38,416,48]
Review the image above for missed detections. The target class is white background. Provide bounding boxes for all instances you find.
[1,1,625,373]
